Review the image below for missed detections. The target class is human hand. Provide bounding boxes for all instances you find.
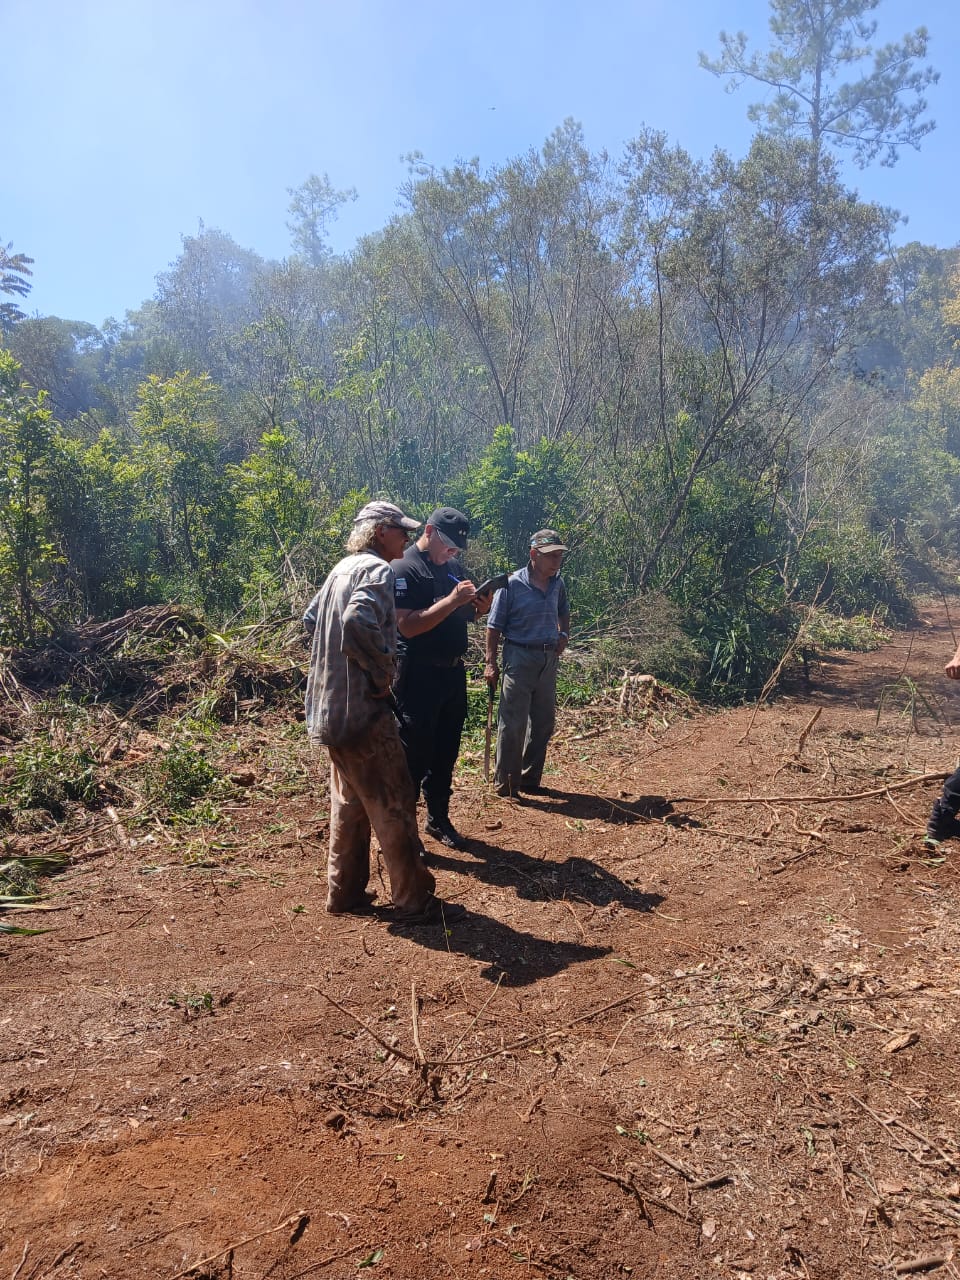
[484,661,499,687]
[473,587,493,617]
[946,648,960,679]
[450,579,476,607]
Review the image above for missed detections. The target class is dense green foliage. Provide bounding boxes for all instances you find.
[1,46,957,697]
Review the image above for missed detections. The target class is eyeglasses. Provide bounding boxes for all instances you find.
[382,524,412,536]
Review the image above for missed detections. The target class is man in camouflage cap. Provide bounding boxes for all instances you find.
[484,529,570,797]
[303,501,463,924]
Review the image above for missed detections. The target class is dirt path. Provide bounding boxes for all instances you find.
[2,605,960,1279]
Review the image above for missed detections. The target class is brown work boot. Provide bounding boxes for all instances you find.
[392,895,466,926]
[325,890,378,916]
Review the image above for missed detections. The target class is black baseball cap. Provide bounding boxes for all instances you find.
[427,507,470,550]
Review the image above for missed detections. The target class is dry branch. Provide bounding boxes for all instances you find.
[894,1258,950,1276]
[410,982,426,1068]
[318,986,650,1072]
[172,1211,309,1277]
[797,706,822,755]
[677,771,947,807]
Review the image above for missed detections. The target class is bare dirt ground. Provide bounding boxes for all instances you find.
[3,604,960,1280]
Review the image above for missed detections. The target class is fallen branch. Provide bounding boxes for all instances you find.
[317,991,418,1065]
[278,1243,361,1279]
[884,787,922,829]
[329,1080,404,1115]
[689,1173,733,1191]
[797,706,822,755]
[171,1211,309,1278]
[438,974,504,1068]
[677,771,947,807]
[739,582,827,743]
[585,1165,652,1223]
[649,1144,697,1181]
[443,990,648,1068]
[850,1097,958,1171]
[586,1164,691,1222]
[11,1241,29,1280]
[48,1242,83,1270]
[894,1257,950,1276]
[647,1144,730,1191]
[318,986,648,1071]
[410,982,426,1069]
[599,1015,638,1077]
[105,805,129,849]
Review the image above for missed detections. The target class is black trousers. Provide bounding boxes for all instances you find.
[941,764,960,814]
[395,658,468,820]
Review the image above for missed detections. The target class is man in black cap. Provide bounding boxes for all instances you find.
[484,529,570,797]
[926,635,960,842]
[391,507,491,849]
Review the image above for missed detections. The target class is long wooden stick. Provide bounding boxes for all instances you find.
[894,1258,950,1276]
[677,771,947,807]
[410,981,426,1067]
[484,683,494,782]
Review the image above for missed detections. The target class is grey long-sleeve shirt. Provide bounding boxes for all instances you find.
[303,552,397,748]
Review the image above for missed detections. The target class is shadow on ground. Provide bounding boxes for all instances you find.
[517,787,674,825]
[427,836,664,912]
[386,905,612,985]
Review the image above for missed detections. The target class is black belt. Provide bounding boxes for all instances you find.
[506,640,558,651]
[405,654,464,669]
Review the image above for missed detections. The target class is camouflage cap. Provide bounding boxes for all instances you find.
[529,528,568,553]
[354,500,420,531]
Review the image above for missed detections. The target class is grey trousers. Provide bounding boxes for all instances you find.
[494,643,559,794]
[326,712,435,913]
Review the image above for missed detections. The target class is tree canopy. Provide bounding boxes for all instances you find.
[0,4,954,693]
[700,0,938,175]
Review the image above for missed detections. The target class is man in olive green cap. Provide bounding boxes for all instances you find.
[484,529,570,797]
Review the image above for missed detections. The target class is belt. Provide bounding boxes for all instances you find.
[506,640,558,651]
[406,654,464,669]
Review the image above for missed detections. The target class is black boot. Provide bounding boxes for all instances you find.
[425,813,465,850]
[926,797,960,842]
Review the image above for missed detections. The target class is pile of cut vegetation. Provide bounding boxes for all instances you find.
[0,606,310,928]
[3,604,306,721]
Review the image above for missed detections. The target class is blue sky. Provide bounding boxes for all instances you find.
[6,0,958,326]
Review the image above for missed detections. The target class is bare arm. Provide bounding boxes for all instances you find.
[484,625,502,686]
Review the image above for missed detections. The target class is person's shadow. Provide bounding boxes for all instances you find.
[387,906,611,986]
[517,786,675,826]
[388,821,665,983]
[426,835,664,910]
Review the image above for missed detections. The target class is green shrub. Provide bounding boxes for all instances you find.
[4,740,98,817]
[800,608,892,653]
[146,743,218,818]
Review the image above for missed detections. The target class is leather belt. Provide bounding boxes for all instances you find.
[506,640,558,651]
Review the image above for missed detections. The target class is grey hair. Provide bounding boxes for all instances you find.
[346,518,381,554]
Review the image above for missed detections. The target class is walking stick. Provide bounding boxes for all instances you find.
[484,681,495,783]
